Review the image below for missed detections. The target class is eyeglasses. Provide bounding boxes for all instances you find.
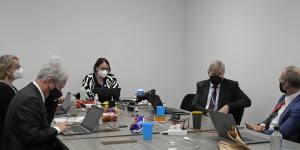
[169,117,190,130]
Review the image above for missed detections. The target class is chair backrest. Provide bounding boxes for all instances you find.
[180,94,195,112]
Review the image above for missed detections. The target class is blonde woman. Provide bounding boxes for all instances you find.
[0,55,23,146]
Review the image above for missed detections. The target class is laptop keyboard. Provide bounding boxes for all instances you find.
[71,126,87,133]
[241,132,263,142]
[241,136,255,142]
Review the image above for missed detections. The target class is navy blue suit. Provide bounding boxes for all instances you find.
[263,94,300,143]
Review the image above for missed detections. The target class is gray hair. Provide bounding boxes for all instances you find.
[36,58,68,83]
[0,55,18,80]
[284,66,300,88]
[208,60,225,75]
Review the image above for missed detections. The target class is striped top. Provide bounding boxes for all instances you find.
[81,73,119,100]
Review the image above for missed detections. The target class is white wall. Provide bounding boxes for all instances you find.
[1,0,300,122]
[184,0,300,123]
[0,0,184,108]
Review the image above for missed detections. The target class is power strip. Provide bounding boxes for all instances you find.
[160,124,188,136]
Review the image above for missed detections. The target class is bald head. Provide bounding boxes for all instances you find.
[280,66,300,89]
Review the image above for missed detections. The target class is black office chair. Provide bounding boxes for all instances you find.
[180,94,195,112]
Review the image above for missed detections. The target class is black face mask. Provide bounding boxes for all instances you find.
[210,76,223,86]
[46,88,62,102]
[279,82,287,94]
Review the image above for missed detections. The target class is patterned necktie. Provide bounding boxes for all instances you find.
[208,85,218,110]
[269,101,286,119]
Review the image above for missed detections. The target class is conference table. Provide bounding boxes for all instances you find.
[56,103,300,150]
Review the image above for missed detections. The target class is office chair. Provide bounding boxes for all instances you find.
[180,94,195,112]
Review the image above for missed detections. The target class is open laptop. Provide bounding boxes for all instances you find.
[54,92,72,115]
[148,94,188,114]
[207,109,269,144]
[63,105,104,136]
[92,88,121,102]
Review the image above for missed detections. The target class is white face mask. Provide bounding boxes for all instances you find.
[98,70,108,78]
[13,68,24,79]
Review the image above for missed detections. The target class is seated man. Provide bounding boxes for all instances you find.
[246,66,300,143]
[191,60,251,124]
[1,60,70,150]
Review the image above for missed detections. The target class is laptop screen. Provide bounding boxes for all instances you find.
[61,92,72,111]
[81,105,104,131]
[207,109,237,139]
[92,88,121,102]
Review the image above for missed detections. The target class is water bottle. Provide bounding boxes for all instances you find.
[80,87,87,100]
[94,94,102,107]
[270,126,282,150]
[70,96,77,116]
[94,94,99,104]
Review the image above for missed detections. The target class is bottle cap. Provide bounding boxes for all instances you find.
[274,126,279,130]
[192,111,203,115]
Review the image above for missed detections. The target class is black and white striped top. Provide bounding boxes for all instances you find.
[81,73,119,100]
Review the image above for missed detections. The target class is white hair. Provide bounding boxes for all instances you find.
[36,57,67,83]
[208,60,225,75]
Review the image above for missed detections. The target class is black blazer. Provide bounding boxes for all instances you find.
[0,82,17,148]
[191,78,251,124]
[1,83,63,150]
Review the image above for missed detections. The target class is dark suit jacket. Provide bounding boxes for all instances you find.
[1,83,63,150]
[0,83,17,148]
[45,89,62,124]
[191,78,251,124]
[263,94,300,143]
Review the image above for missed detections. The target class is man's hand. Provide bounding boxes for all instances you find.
[56,121,70,133]
[218,105,229,114]
[58,96,64,103]
[244,122,264,132]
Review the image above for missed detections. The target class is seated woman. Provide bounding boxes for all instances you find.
[0,55,23,146]
[81,58,119,100]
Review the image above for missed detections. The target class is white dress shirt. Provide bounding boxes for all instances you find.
[32,81,45,103]
[32,82,61,134]
[269,90,300,130]
[205,83,221,110]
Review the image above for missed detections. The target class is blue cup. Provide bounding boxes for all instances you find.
[156,106,166,116]
[143,122,154,140]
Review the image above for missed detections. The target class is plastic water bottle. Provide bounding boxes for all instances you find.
[70,96,77,116]
[94,94,99,104]
[80,87,87,100]
[94,94,101,107]
[270,126,282,150]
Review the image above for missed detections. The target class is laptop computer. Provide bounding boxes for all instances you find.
[62,105,104,136]
[92,88,121,102]
[207,109,269,144]
[147,94,188,114]
[54,92,72,115]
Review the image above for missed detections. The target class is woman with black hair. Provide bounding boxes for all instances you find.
[81,58,119,100]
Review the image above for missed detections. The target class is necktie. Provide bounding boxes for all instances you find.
[270,101,286,119]
[208,85,218,110]
[272,101,286,113]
